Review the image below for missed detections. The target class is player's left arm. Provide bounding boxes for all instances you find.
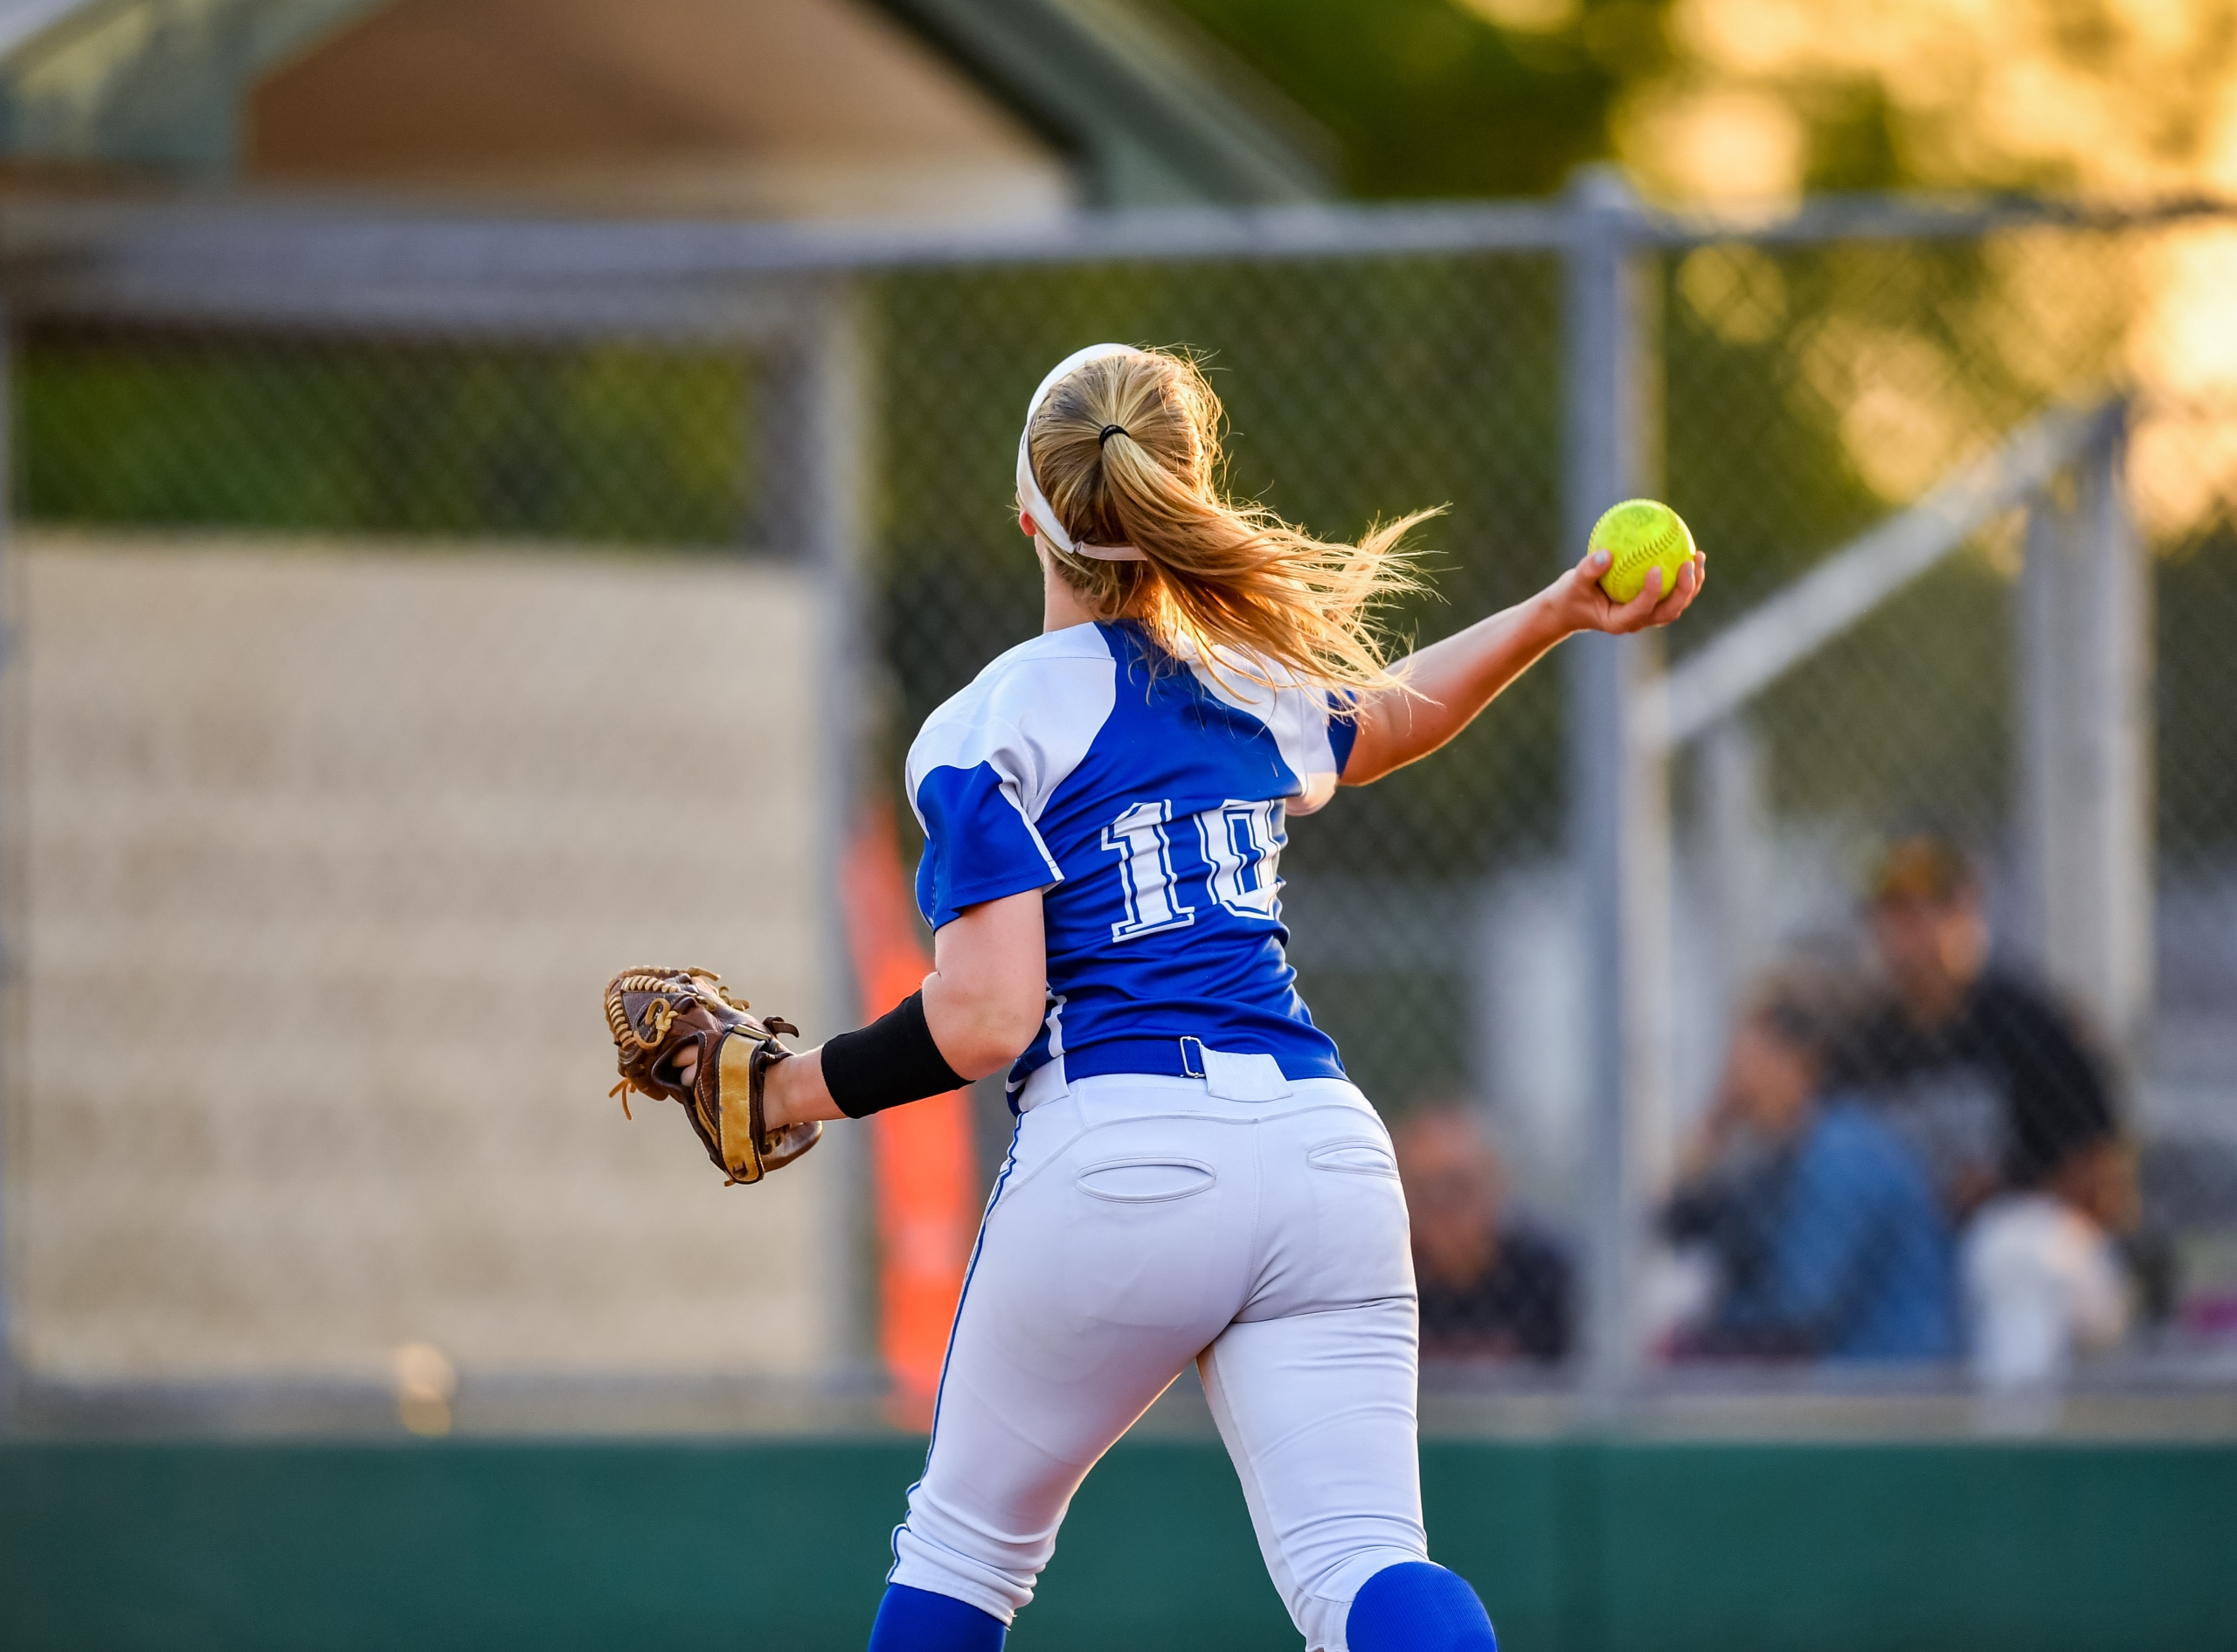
[1341,543,1705,786]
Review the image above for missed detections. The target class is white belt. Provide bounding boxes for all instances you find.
[1015,1042,1293,1114]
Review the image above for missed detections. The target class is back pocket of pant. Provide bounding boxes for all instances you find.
[1306,1138,1399,1178]
[1076,1158,1216,1203]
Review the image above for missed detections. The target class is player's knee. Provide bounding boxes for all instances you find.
[1345,1560,1496,1652]
[866,1582,1007,1651]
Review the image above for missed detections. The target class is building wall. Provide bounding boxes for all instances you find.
[5,534,846,1382]
[245,0,1076,219]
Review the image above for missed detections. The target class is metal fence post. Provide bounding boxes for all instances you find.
[2080,412,2156,1073]
[768,274,879,1379]
[2017,411,2154,1075]
[0,308,15,1429]
[1699,714,1770,1029]
[1562,167,1671,1409]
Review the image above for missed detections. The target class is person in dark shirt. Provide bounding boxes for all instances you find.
[1666,971,1958,1362]
[1834,835,2119,1218]
[1394,1105,1571,1363]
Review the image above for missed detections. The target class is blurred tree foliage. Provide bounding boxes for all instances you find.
[1166,0,1654,198]
[1606,0,2237,203]
[16,328,753,547]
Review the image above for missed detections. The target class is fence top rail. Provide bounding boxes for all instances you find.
[0,190,2231,310]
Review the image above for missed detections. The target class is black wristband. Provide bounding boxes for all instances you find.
[821,990,968,1119]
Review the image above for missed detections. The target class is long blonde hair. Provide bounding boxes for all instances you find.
[1022,348,1436,694]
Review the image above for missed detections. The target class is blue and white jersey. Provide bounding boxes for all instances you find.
[905,619,1359,1098]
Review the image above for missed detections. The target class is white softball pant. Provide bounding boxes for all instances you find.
[886,1068,1427,1652]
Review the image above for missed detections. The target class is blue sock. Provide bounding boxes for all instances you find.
[1345,1561,1497,1652]
[866,1583,1007,1651]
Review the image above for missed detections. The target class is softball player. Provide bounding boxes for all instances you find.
[751,343,1702,1651]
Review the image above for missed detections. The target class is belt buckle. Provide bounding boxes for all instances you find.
[1178,1035,1207,1079]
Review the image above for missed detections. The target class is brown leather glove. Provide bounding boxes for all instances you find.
[604,966,821,1185]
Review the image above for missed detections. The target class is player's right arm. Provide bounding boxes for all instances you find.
[1340,542,1704,785]
[758,888,1049,1130]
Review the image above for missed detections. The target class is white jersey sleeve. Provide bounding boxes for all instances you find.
[1186,650,1360,816]
[904,629,1118,930]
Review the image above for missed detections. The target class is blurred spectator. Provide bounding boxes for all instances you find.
[1965,1131,2136,1393]
[1665,973,1959,1361]
[1836,834,2118,1219]
[1394,1106,1571,1363]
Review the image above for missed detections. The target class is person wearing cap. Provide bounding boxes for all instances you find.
[1832,834,2121,1222]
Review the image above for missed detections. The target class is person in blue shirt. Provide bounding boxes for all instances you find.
[674,343,1703,1651]
[1666,972,1959,1362]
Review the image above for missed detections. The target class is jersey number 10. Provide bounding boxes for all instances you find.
[1102,798,1285,942]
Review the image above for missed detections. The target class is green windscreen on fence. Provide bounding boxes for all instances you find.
[2,1440,2232,1652]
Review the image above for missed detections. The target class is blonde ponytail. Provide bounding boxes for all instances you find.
[1022,348,1436,695]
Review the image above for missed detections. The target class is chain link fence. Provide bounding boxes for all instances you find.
[1649,216,2237,1396]
[3,194,2233,1431]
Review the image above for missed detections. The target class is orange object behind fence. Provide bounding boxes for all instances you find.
[840,805,979,1429]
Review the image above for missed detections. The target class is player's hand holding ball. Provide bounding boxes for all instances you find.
[1550,499,1705,635]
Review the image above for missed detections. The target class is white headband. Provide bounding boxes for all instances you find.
[1015,342,1150,563]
